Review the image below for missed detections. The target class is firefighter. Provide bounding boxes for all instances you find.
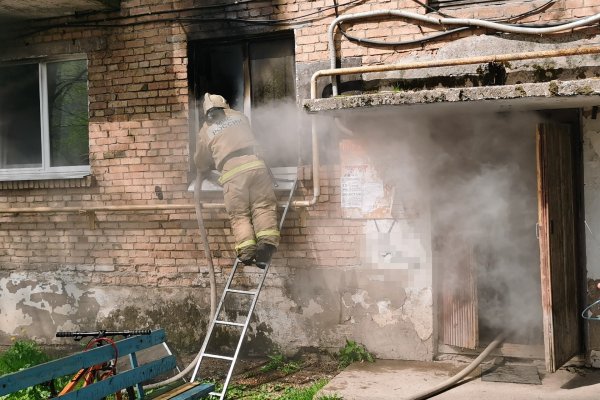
[194,93,279,268]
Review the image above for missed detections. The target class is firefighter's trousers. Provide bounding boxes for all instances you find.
[221,155,280,261]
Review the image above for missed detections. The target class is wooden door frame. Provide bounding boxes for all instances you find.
[537,110,586,371]
[434,109,587,365]
[543,109,587,357]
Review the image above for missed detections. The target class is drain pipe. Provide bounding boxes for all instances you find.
[291,116,321,207]
[327,10,600,96]
[313,44,600,99]
[406,332,507,400]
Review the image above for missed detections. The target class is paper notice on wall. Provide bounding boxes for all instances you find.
[340,170,362,208]
[340,140,393,219]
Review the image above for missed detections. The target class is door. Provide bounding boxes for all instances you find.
[536,122,581,372]
[439,238,479,349]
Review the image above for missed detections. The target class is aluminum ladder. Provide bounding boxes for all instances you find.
[190,178,297,399]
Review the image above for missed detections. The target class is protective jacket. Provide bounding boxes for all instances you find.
[194,104,279,262]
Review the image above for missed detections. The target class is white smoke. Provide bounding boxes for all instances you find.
[345,107,545,344]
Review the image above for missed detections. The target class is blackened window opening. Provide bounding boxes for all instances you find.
[188,32,297,175]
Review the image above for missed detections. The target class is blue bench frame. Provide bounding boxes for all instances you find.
[0,329,213,399]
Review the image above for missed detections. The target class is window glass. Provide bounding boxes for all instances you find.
[249,39,295,107]
[249,38,297,166]
[0,58,89,181]
[47,59,89,167]
[0,64,42,169]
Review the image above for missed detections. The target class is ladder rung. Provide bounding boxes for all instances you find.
[203,353,234,361]
[215,320,245,327]
[225,289,256,295]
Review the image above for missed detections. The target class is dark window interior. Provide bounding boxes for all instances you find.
[0,64,42,169]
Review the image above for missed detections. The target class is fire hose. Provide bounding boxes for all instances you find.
[144,172,218,390]
[406,332,506,400]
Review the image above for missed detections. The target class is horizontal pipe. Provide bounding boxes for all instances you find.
[0,203,221,214]
[327,10,600,95]
[0,200,311,214]
[312,44,600,99]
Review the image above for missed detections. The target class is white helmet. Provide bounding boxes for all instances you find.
[203,93,229,115]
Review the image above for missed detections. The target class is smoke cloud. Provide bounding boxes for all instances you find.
[249,99,547,346]
[345,107,545,345]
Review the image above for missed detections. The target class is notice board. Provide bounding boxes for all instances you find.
[340,139,394,219]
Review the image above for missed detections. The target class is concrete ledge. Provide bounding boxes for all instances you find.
[303,78,600,114]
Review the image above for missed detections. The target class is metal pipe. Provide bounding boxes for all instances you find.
[0,203,222,214]
[327,10,600,96]
[0,199,318,214]
[290,116,321,207]
[313,44,600,99]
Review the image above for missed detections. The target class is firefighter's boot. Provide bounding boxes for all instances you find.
[255,243,277,269]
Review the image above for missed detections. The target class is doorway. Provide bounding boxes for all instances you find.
[435,109,583,371]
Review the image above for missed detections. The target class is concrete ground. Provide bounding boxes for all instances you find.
[317,359,600,399]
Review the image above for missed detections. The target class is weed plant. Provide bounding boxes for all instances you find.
[337,340,374,369]
[260,353,302,375]
[0,340,65,400]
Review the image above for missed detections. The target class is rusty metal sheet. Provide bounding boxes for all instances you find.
[440,240,479,349]
[340,139,394,219]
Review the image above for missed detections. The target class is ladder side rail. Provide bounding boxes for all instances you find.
[217,179,297,399]
[194,177,299,397]
[190,259,242,382]
[216,264,271,399]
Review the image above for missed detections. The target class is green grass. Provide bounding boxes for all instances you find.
[0,339,117,400]
[1,341,344,400]
[0,340,64,400]
[224,378,338,399]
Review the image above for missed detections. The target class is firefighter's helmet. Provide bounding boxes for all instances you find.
[203,93,229,115]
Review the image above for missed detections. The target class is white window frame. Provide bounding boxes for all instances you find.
[0,55,91,181]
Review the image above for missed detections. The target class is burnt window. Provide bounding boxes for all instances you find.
[188,33,297,174]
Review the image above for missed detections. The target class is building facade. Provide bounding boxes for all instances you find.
[1,0,600,372]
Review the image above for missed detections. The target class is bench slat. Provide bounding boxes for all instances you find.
[0,329,166,396]
[58,355,176,400]
[168,383,215,400]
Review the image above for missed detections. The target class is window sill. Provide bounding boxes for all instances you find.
[0,174,94,190]
[187,166,298,192]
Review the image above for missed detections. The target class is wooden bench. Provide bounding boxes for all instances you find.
[0,329,213,399]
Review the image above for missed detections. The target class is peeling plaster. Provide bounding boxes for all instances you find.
[350,290,371,309]
[301,299,324,318]
[0,272,92,340]
[588,130,600,159]
[591,350,600,368]
[372,300,401,327]
[400,288,433,342]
